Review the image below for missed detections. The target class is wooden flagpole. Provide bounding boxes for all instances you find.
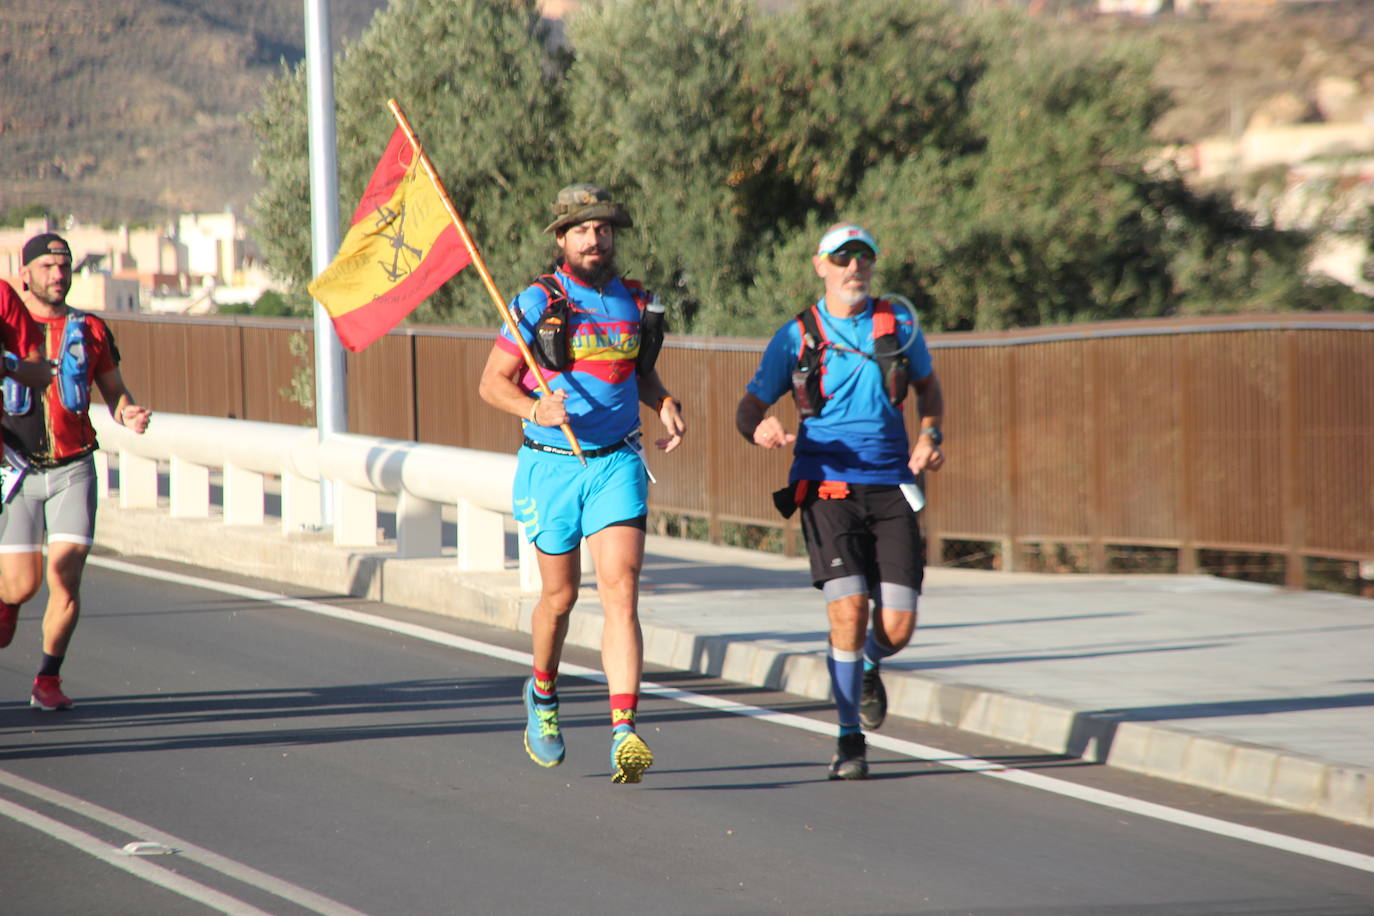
[387,98,585,465]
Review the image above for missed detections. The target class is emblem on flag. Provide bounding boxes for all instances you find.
[308,125,471,352]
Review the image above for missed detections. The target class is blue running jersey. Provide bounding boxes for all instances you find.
[747,297,933,485]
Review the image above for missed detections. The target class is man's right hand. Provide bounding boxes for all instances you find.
[532,389,569,427]
[752,415,796,450]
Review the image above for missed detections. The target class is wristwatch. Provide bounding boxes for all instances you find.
[918,426,943,447]
[1,352,17,377]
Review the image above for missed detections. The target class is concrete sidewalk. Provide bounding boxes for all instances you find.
[93,505,1374,828]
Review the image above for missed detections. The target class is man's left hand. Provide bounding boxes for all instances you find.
[909,437,943,474]
[655,399,685,453]
[121,404,152,435]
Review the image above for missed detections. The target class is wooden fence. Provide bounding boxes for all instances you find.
[101,311,1374,589]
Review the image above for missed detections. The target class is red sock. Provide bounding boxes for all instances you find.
[610,693,638,730]
[533,667,557,699]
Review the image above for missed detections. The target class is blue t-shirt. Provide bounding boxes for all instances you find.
[747,297,933,485]
[498,269,644,449]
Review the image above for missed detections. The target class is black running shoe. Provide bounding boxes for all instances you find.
[827,732,868,780]
[859,666,887,731]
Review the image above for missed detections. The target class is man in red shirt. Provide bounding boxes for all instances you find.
[0,233,151,711]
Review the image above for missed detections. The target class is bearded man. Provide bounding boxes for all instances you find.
[478,184,685,784]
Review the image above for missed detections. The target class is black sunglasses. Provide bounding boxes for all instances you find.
[827,250,875,268]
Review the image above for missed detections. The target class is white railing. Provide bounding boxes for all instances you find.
[90,412,546,589]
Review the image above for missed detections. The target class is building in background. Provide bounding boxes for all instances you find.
[0,209,278,313]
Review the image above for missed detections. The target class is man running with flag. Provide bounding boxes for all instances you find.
[478,184,685,784]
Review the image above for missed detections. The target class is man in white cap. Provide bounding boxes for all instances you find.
[734,222,945,780]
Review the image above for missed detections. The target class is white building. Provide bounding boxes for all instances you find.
[0,210,276,313]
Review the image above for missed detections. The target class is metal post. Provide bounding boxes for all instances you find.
[305,0,347,526]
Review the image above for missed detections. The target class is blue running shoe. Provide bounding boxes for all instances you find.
[610,727,653,784]
[522,677,564,767]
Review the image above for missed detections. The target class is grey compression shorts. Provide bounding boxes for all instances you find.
[0,454,98,551]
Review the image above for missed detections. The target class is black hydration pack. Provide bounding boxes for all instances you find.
[529,275,571,372]
[527,273,662,376]
[790,299,909,418]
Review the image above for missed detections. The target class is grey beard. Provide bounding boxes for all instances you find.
[835,286,868,308]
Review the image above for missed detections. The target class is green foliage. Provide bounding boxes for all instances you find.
[216,289,305,317]
[247,0,1371,342]
[255,292,306,317]
[281,330,315,417]
[0,203,59,228]
[736,0,986,222]
[248,63,313,295]
[563,0,753,333]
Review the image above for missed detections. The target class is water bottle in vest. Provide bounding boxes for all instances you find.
[57,312,90,414]
[636,295,665,377]
[2,376,31,416]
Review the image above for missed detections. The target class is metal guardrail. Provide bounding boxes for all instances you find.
[89,411,545,589]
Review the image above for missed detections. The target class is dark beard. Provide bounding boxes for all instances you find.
[566,254,617,288]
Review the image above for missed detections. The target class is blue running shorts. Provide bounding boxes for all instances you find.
[514,444,648,555]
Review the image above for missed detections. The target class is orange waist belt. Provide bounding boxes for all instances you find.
[793,480,851,504]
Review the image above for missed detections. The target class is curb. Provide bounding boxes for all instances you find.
[94,507,1374,827]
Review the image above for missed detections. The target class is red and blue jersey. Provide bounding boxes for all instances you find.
[498,268,646,449]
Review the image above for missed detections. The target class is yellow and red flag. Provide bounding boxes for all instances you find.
[307,126,470,352]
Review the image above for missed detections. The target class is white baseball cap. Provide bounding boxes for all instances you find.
[817,224,879,256]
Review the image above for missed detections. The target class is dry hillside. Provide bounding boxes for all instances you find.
[1,0,1371,226]
[1087,3,1374,143]
[0,0,387,224]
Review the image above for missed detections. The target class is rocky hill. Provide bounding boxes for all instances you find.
[1,0,1371,227]
[0,0,388,224]
[1088,2,1374,144]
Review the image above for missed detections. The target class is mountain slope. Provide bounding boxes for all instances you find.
[0,0,386,223]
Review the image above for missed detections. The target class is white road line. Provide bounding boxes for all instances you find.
[0,795,277,916]
[0,753,373,914]
[89,555,1374,876]
[639,685,1374,875]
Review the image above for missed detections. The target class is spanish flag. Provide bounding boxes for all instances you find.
[308,126,471,352]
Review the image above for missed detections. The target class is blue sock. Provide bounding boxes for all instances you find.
[864,630,898,670]
[827,647,864,732]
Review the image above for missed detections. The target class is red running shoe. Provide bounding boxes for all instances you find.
[31,675,73,711]
[0,601,17,648]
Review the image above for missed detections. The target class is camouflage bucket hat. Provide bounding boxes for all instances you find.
[543,183,633,234]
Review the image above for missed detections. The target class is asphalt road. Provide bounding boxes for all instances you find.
[0,557,1371,916]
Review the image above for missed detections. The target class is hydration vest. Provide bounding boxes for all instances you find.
[790,299,910,419]
[528,273,660,376]
[3,308,90,416]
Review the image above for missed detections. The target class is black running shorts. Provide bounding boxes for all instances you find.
[798,483,925,592]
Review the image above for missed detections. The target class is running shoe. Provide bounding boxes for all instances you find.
[859,665,887,731]
[522,677,565,767]
[828,732,868,781]
[610,729,653,784]
[0,601,17,648]
[31,675,73,711]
